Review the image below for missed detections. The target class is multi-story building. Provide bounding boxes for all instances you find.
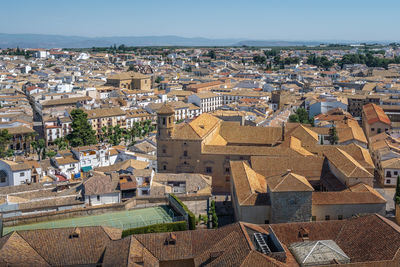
[362,103,391,138]
[85,107,126,137]
[106,71,151,90]
[188,92,222,113]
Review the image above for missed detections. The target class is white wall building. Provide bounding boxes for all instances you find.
[0,160,31,187]
[188,92,222,113]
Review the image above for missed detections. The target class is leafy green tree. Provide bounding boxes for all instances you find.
[296,108,309,123]
[67,109,97,147]
[328,125,339,145]
[207,50,216,59]
[289,114,300,123]
[46,150,57,158]
[209,200,218,229]
[155,76,163,83]
[31,139,46,160]
[0,129,12,158]
[54,137,68,150]
[253,55,266,65]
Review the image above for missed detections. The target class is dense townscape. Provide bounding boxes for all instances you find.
[2,44,400,266]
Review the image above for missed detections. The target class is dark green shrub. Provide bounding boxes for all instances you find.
[170,194,196,230]
[122,221,187,237]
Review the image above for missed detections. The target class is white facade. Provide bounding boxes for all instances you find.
[188,94,222,113]
[0,161,31,187]
[72,147,118,169]
[85,192,120,206]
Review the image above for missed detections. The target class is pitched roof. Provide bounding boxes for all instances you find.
[189,113,220,138]
[381,157,400,169]
[10,226,118,266]
[156,103,175,115]
[324,148,373,178]
[83,173,119,195]
[312,190,386,205]
[230,161,268,205]
[219,122,283,146]
[363,103,391,125]
[268,172,314,192]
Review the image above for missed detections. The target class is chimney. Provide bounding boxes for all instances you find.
[165,232,177,245]
[70,227,80,239]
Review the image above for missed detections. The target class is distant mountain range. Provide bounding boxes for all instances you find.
[0,33,388,48]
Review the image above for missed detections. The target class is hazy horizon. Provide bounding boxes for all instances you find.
[1,0,399,42]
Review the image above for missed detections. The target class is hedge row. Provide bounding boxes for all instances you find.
[122,221,187,237]
[170,194,196,230]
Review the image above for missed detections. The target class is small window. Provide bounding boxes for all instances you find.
[395,171,398,176]
[183,151,188,157]
[163,165,167,171]
[264,220,270,224]
[162,148,166,154]
[325,215,330,221]
[371,128,375,131]
[312,216,316,221]
[225,167,230,173]
[387,171,392,177]
[97,195,100,201]
[377,128,382,133]
[163,118,166,125]
[225,176,230,182]
[338,215,343,220]
[20,172,25,177]
[387,179,391,184]
[206,167,212,173]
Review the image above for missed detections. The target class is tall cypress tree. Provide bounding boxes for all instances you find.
[67,109,97,147]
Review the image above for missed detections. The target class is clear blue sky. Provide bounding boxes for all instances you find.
[1,0,399,41]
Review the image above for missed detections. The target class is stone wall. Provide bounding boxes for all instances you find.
[270,191,312,223]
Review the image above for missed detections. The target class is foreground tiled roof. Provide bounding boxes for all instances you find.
[1,215,400,266]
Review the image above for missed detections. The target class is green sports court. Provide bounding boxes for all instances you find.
[3,205,179,235]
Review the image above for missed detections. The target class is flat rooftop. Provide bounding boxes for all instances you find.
[3,205,177,235]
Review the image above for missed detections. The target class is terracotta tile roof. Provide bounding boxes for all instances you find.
[5,126,35,135]
[230,161,268,205]
[0,232,49,266]
[54,156,79,166]
[83,173,119,195]
[156,103,175,114]
[107,71,149,80]
[219,122,283,146]
[13,226,118,266]
[189,113,221,138]
[363,103,391,125]
[251,153,325,180]
[268,172,314,192]
[324,148,373,178]
[94,159,149,173]
[381,157,400,169]
[1,160,31,171]
[86,107,126,119]
[312,190,386,205]
[42,96,92,107]
[172,123,203,140]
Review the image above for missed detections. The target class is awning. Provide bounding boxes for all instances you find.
[81,166,93,172]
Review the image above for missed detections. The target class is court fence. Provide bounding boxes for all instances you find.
[122,215,186,230]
